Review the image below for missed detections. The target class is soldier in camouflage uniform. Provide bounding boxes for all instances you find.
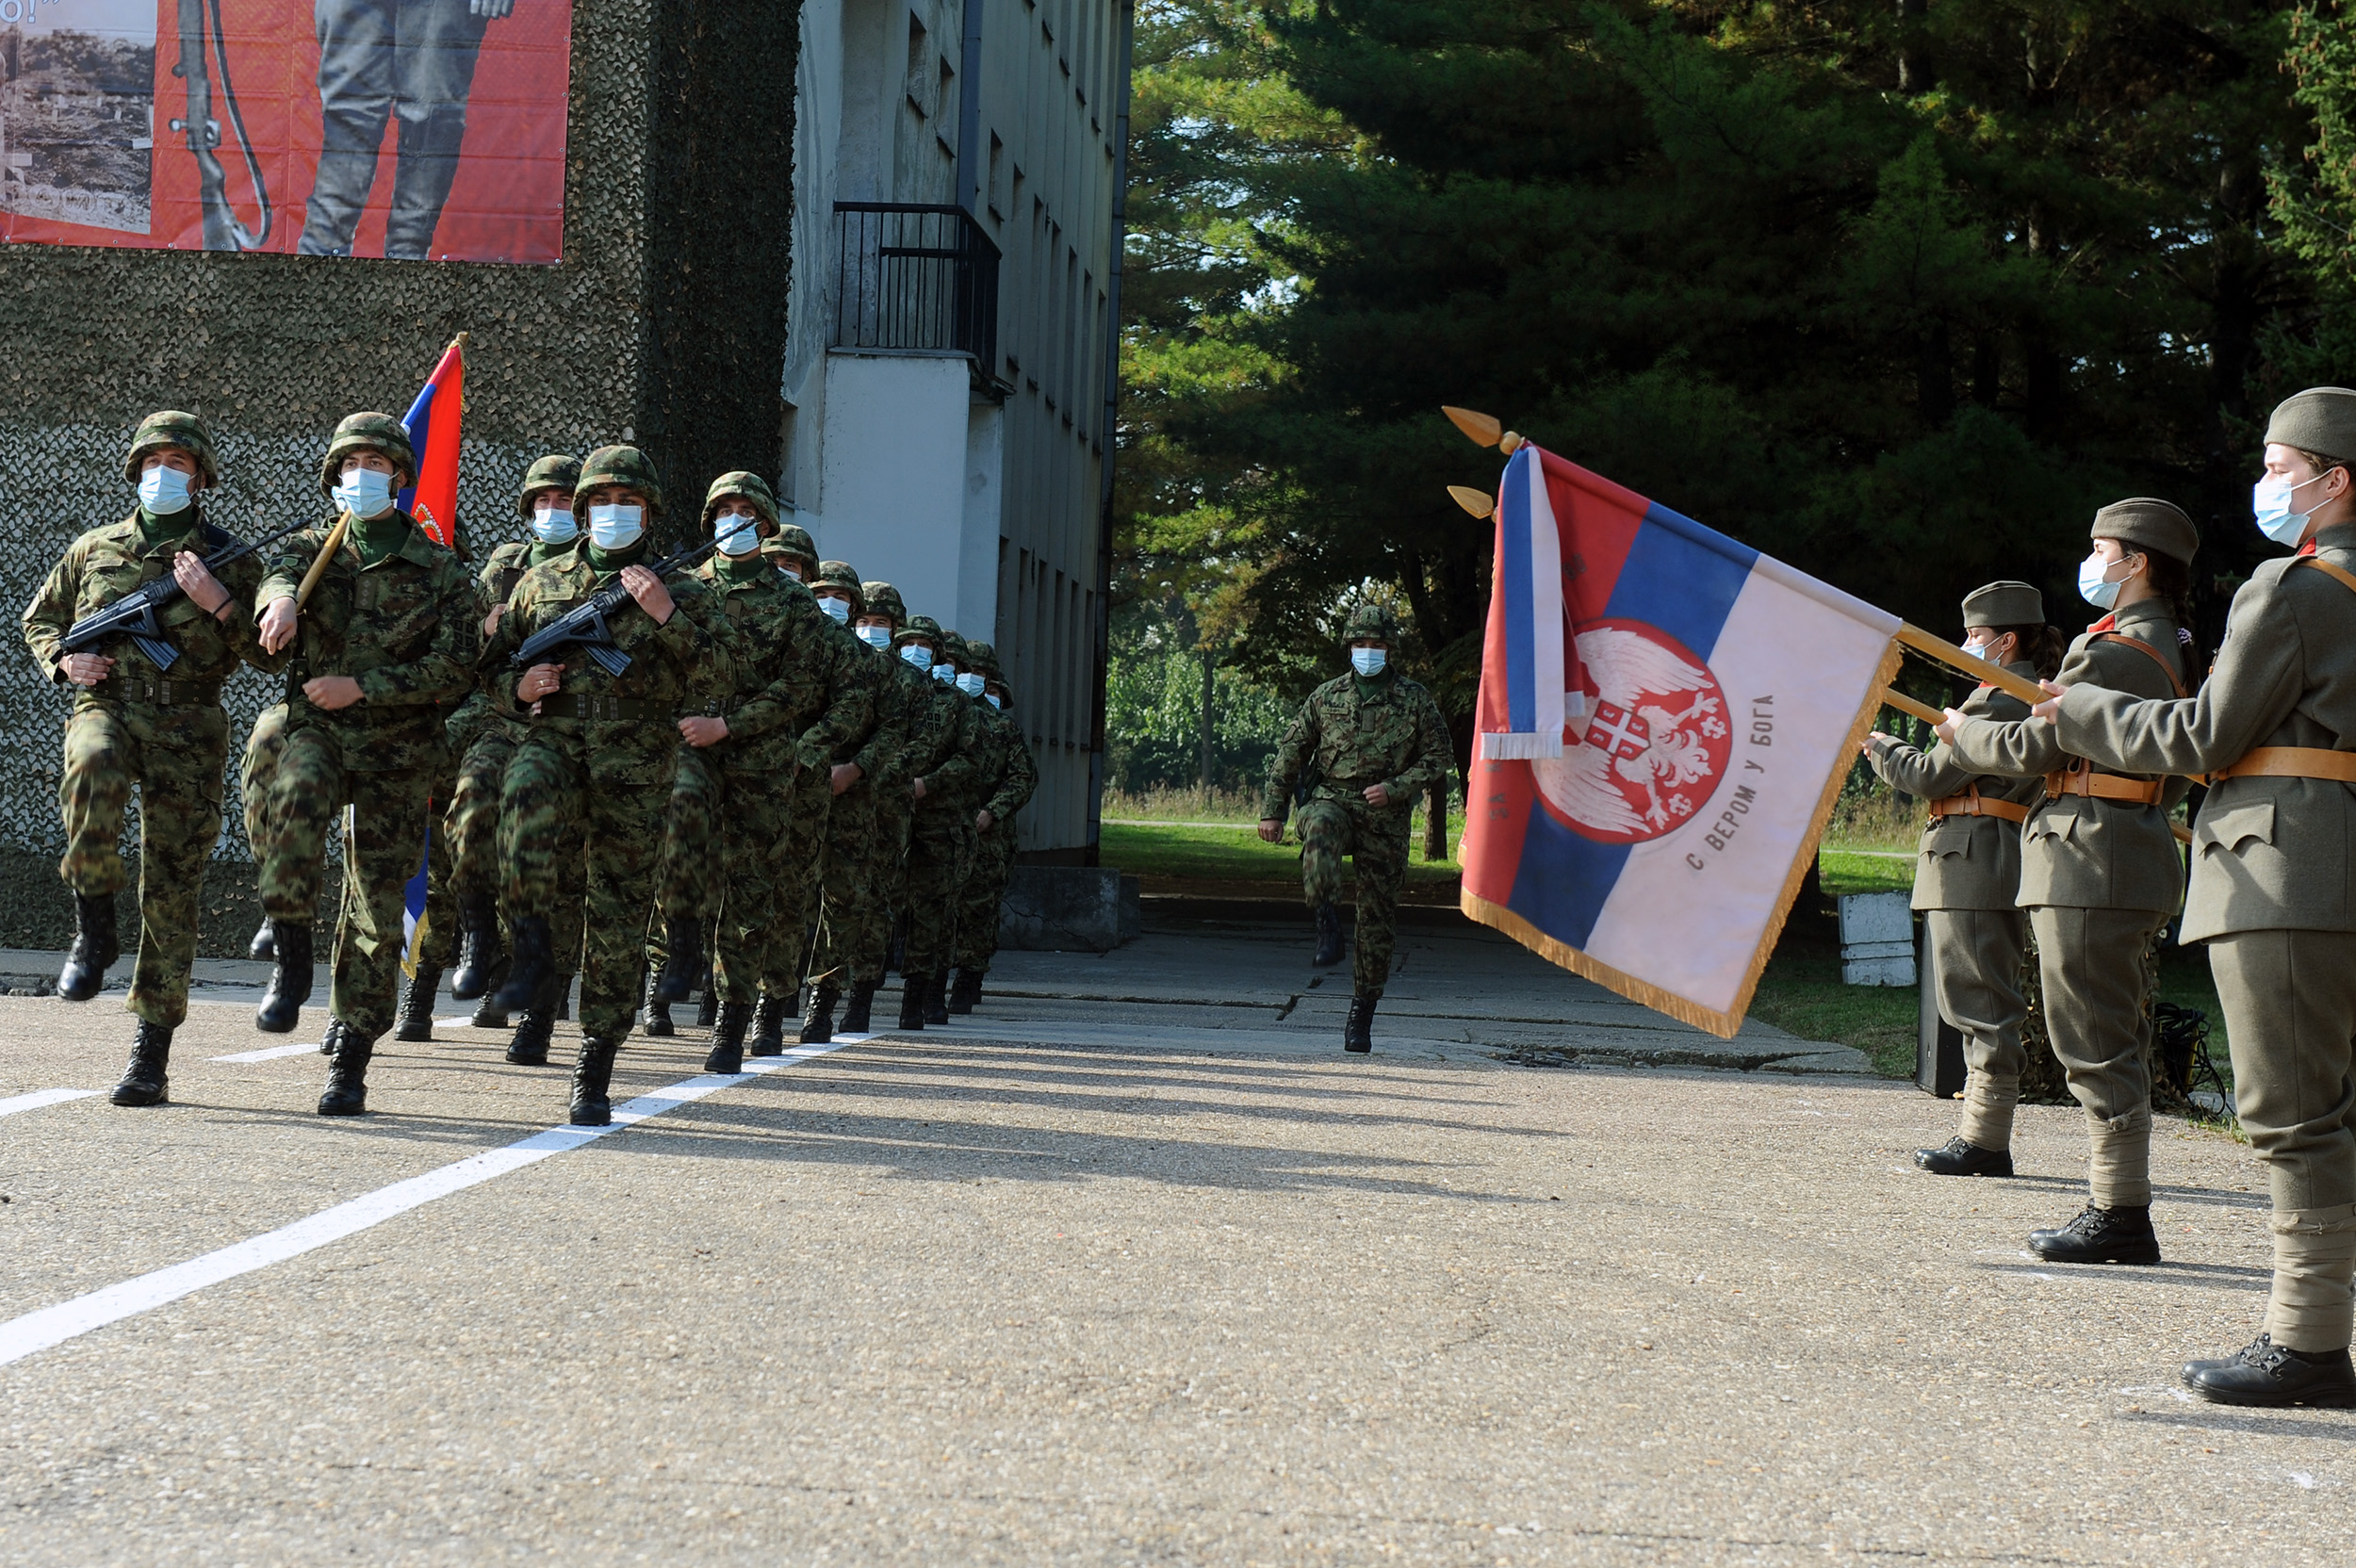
[947,644,1039,1015]
[239,703,293,962]
[487,446,731,1126]
[21,412,268,1106]
[1257,603,1453,1054]
[802,579,929,1038]
[895,620,985,1028]
[250,412,481,1115]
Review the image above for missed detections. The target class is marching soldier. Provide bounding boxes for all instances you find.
[1257,603,1452,1054]
[2039,387,2356,1407]
[946,643,1038,1015]
[895,619,984,1029]
[1940,500,2199,1264]
[1862,581,2058,1176]
[487,445,729,1126]
[21,412,269,1106]
[251,412,480,1115]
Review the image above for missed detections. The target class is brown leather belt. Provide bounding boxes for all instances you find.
[537,694,678,723]
[88,675,222,707]
[2212,746,2356,784]
[1928,788,2029,825]
[2043,760,2163,806]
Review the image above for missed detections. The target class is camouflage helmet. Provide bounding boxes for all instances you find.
[1341,601,1400,645]
[516,453,582,518]
[764,521,819,574]
[938,629,972,667]
[860,580,908,628]
[572,444,663,518]
[964,640,1002,680]
[124,410,220,487]
[702,470,779,534]
[318,412,416,498]
[895,612,945,649]
[811,562,864,612]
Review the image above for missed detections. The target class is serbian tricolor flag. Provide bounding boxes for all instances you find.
[397,335,466,549]
[1460,443,1902,1037]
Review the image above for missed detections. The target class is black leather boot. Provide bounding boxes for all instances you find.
[653,918,703,1004]
[922,972,951,1026]
[2029,1203,2162,1266]
[749,994,787,1057]
[1312,901,1344,968]
[470,989,512,1030]
[505,992,555,1063]
[947,968,983,1015]
[249,918,276,962]
[570,1037,620,1126]
[450,895,502,1001]
[2184,1333,2356,1407]
[896,976,926,1031]
[317,1022,375,1116]
[109,1020,172,1106]
[58,892,122,1002]
[1915,1136,2015,1178]
[695,969,720,1028]
[1344,992,1376,1054]
[703,1000,751,1074]
[394,964,441,1041]
[494,916,552,1013]
[800,984,838,1045]
[840,982,876,1033]
[255,921,314,1034]
[641,968,674,1037]
[319,1017,342,1057]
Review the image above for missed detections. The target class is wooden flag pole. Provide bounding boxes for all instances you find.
[295,514,350,607]
[1894,623,2050,708]
[1879,688,1948,727]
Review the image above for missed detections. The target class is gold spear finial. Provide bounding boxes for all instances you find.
[1442,405,1503,448]
[1447,485,1495,519]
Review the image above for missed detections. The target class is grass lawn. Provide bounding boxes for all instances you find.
[1098,819,1464,899]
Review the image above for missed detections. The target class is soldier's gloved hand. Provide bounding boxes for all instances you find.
[1257,818,1283,843]
[172,551,231,616]
[830,761,863,795]
[258,596,299,653]
[303,676,365,711]
[679,715,728,748]
[470,0,515,17]
[1362,783,1393,808]
[976,808,995,834]
[620,565,675,625]
[59,652,114,687]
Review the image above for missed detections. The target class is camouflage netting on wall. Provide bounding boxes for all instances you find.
[0,0,797,865]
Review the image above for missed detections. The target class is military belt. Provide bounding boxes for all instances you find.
[1927,787,2029,825]
[88,674,223,707]
[2210,746,2356,785]
[536,694,678,723]
[2042,760,2163,806]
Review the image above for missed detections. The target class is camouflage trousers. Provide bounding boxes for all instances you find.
[413,736,461,973]
[57,697,228,1030]
[902,802,976,976]
[504,724,677,1042]
[951,814,1018,974]
[1298,795,1412,997]
[449,713,518,902]
[257,723,438,1040]
[809,784,903,992]
[703,760,829,1004]
[643,746,720,991]
[239,701,291,858]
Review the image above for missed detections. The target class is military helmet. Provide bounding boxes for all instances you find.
[572,444,663,518]
[318,411,416,497]
[702,470,779,533]
[516,453,582,518]
[765,521,819,573]
[964,639,1000,678]
[860,580,908,629]
[124,410,220,487]
[811,562,864,612]
[939,629,972,667]
[895,612,944,649]
[1341,601,1400,644]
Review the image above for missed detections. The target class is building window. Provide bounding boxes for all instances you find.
[906,13,932,117]
[988,133,1006,220]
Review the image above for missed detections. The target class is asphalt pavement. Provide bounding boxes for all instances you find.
[0,919,2346,1565]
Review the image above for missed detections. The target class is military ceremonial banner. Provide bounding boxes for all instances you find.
[1460,443,1902,1038]
[397,335,464,547]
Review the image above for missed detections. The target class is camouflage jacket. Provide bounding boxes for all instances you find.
[23,508,268,698]
[695,564,880,772]
[849,649,933,794]
[1259,668,1453,822]
[254,511,479,773]
[975,700,1039,824]
[908,674,984,814]
[689,556,835,773]
[477,537,579,619]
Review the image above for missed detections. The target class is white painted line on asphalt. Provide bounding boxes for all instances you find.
[0,1087,102,1119]
[0,1036,875,1369]
[210,1041,325,1063]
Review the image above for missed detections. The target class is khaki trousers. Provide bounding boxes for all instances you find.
[1927,908,2030,1151]
[2030,905,2168,1207]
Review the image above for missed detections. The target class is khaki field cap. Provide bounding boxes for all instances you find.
[2092,498,2199,565]
[318,412,416,496]
[2265,386,2356,466]
[124,410,221,486]
[860,580,907,627]
[1961,580,2043,629]
[516,453,581,517]
[573,445,663,518]
[703,470,779,531]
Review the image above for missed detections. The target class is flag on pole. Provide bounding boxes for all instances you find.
[1459,443,1902,1038]
[397,336,466,549]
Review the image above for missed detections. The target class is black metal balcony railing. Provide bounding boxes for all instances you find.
[831,202,1001,378]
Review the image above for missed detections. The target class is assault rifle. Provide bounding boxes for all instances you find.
[167,0,272,252]
[60,517,307,673]
[508,526,750,678]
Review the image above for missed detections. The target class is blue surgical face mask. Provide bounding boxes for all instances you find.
[933,662,957,684]
[817,595,852,624]
[985,692,1003,710]
[957,671,986,696]
[335,467,396,519]
[2078,551,2129,612]
[529,503,578,546]
[900,644,933,671]
[139,465,194,514]
[712,512,762,557]
[2254,470,2331,546]
[588,503,644,551]
[857,623,892,649]
[777,562,804,581]
[1350,646,1387,678]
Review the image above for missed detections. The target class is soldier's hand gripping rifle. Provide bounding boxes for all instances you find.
[508,527,746,678]
[61,518,307,673]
